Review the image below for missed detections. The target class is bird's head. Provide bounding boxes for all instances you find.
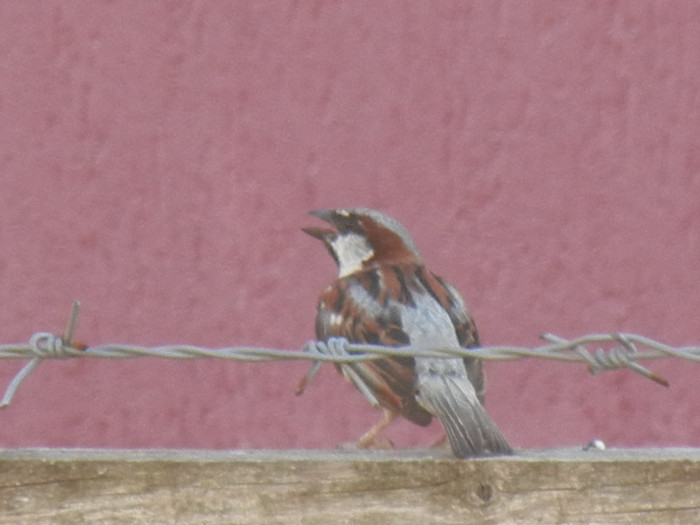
[303,208,422,277]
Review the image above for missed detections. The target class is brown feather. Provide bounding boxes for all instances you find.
[316,271,433,426]
[315,262,487,426]
[305,208,508,456]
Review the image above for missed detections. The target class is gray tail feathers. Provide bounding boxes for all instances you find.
[416,374,512,457]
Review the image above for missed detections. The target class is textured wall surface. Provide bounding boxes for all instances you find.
[1,2,699,452]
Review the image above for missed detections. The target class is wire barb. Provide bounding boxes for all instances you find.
[64,300,81,347]
[1,302,698,407]
[541,332,670,387]
[1,302,84,408]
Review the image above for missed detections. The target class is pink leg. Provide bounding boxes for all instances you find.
[430,432,447,448]
[356,409,398,448]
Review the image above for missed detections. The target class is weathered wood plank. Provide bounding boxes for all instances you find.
[1,448,699,524]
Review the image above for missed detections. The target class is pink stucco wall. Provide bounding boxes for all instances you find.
[1,2,699,452]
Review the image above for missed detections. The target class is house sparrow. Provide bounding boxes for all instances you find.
[302,208,512,457]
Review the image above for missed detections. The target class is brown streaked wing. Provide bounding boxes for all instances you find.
[316,281,433,427]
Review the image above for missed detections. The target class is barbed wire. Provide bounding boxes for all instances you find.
[1,301,698,408]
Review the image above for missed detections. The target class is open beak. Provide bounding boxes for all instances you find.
[303,209,340,241]
[308,209,337,225]
[301,226,335,241]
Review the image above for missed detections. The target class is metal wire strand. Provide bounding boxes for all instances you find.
[2,302,698,407]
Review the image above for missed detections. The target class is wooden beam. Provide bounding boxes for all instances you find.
[1,448,699,524]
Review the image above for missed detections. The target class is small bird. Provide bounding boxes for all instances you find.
[301,208,512,457]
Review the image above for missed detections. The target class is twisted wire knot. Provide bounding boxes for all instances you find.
[592,346,637,372]
[581,345,637,373]
[572,333,669,387]
[28,333,74,359]
[296,338,381,407]
[305,338,351,357]
[2,300,83,407]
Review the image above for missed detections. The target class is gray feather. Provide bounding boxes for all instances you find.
[414,359,512,456]
[403,289,512,457]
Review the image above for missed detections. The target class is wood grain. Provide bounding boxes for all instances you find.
[1,448,699,524]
